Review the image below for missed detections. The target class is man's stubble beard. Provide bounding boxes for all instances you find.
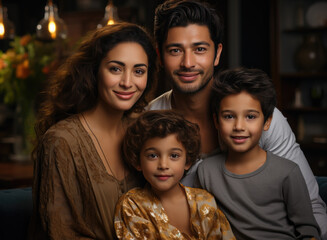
[167,68,214,95]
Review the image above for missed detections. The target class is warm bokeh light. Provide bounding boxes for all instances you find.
[48,20,56,39]
[107,19,115,25]
[0,22,4,38]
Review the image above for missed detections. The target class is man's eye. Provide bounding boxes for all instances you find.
[169,48,182,55]
[196,47,206,52]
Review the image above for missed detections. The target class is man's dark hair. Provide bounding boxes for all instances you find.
[154,0,224,61]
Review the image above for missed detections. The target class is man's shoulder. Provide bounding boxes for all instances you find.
[147,90,172,110]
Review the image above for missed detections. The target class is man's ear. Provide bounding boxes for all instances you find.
[263,115,273,131]
[214,43,223,66]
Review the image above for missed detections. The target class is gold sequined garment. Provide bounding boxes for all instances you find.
[114,184,236,240]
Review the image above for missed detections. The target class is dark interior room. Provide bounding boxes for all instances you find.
[0,0,326,238]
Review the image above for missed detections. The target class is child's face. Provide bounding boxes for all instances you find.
[214,91,272,153]
[137,134,190,196]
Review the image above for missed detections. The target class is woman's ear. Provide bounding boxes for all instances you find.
[263,115,273,131]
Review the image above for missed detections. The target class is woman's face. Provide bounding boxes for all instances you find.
[97,42,148,112]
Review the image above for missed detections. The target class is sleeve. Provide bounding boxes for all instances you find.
[114,194,158,239]
[34,135,96,239]
[283,165,321,240]
[200,192,235,240]
[260,108,327,238]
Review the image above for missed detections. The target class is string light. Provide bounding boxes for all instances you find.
[36,0,67,41]
[97,0,120,29]
[0,0,15,39]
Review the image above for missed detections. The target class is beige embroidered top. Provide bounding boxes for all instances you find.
[115,184,236,240]
[28,115,143,240]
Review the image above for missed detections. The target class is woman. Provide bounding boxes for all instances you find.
[28,22,157,239]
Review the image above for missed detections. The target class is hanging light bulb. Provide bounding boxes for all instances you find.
[36,0,67,41]
[0,0,15,40]
[97,0,120,29]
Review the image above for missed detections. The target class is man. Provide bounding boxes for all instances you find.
[147,0,327,238]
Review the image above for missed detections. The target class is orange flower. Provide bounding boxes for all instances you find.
[16,59,30,79]
[20,35,32,46]
[0,58,7,70]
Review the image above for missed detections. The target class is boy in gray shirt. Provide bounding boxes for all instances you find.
[196,67,320,239]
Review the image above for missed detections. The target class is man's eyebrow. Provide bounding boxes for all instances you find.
[165,41,210,49]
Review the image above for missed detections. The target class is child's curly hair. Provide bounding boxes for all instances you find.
[122,110,201,169]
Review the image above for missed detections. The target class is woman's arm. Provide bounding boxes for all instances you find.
[33,136,96,239]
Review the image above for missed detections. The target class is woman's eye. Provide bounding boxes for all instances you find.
[109,66,121,73]
[135,68,146,76]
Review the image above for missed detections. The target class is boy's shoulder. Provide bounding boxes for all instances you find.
[184,185,216,203]
[266,151,298,169]
[198,153,225,170]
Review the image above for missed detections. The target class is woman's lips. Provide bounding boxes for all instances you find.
[114,91,135,100]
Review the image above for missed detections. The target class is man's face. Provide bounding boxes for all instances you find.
[162,24,222,94]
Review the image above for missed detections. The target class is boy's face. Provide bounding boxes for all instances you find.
[214,91,272,153]
[137,134,190,197]
[162,24,222,94]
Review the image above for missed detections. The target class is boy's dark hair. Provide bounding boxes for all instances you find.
[122,110,201,169]
[211,67,277,123]
[154,0,223,62]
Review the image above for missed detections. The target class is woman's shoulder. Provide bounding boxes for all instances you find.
[44,115,83,139]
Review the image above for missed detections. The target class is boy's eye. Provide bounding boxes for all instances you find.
[170,153,180,159]
[247,114,256,120]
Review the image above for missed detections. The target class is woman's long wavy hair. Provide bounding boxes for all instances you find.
[33,22,157,157]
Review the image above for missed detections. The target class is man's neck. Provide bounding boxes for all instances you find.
[171,84,212,120]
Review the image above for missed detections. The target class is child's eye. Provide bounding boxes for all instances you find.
[247,114,256,120]
[223,114,234,120]
[147,153,158,159]
[170,153,180,159]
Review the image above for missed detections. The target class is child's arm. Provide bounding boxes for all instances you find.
[114,193,158,239]
[284,165,321,240]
